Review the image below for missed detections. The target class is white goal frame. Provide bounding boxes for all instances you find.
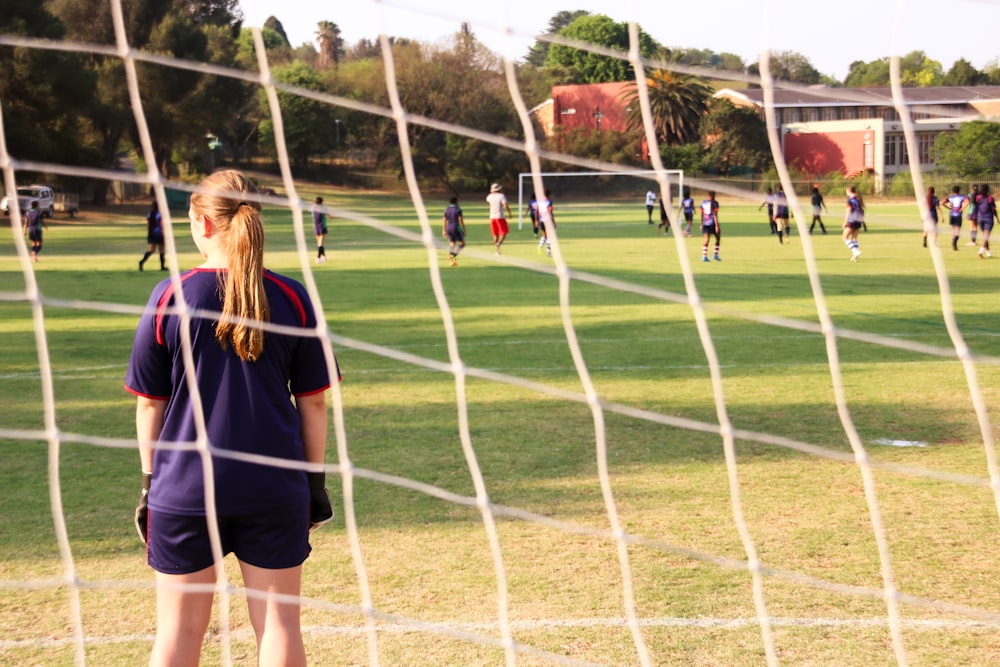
[516,169,684,229]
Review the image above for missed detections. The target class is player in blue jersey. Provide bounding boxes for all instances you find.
[312,195,328,263]
[700,191,720,262]
[680,187,695,236]
[442,196,466,266]
[843,185,864,262]
[22,200,48,263]
[944,185,968,251]
[758,187,777,234]
[139,200,165,271]
[809,186,828,234]
[126,169,335,666]
[966,184,979,246]
[774,186,791,244]
[975,183,997,259]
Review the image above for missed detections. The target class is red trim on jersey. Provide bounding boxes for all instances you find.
[155,271,201,346]
[264,271,308,326]
[123,385,169,400]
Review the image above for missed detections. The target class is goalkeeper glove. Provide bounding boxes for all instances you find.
[135,472,152,544]
[308,471,334,530]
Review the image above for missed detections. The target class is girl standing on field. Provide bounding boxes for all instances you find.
[844,185,864,262]
[126,169,335,666]
[139,200,165,271]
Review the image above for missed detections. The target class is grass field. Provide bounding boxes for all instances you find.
[2,183,1000,666]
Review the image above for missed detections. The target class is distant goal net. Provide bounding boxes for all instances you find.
[516,169,684,229]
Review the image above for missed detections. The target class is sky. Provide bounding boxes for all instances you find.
[240,0,1000,82]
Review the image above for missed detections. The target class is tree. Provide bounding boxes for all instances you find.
[844,51,943,87]
[748,50,821,85]
[525,10,590,67]
[545,14,660,84]
[942,58,985,86]
[258,61,339,167]
[0,0,93,170]
[698,99,771,174]
[263,16,289,46]
[622,69,712,146]
[315,20,343,68]
[933,121,1000,177]
[674,48,745,73]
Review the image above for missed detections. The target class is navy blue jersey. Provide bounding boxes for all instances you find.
[443,204,463,230]
[126,268,332,516]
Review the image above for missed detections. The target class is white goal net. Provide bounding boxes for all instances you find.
[2,1,1000,666]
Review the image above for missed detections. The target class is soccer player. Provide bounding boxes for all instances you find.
[126,169,335,667]
[774,186,790,244]
[966,184,979,246]
[844,185,864,262]
[533,189,555,256]
[312,196,328,263]
[656,197,670,235]
[442,196,466,266]
[486,183,512,254]
[700,191,720,262]
[645,188,656,224]
[759,187,777,234]
[944,185,968,251]
[809,186,828,234]
[975,183,997,259]
[139,200,165,271]
[527,191,538,237]
[922,186,940,248]
[680,187,695,236]
[22,200,48,263]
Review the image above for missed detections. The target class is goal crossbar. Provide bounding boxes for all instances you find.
[516,169,684,229]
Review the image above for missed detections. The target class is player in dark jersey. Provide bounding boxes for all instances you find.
[312,195,329,263]
[139,200,165,271]
[922,186,940,248]
[126,170,335,665]
[442,196,466,266]
[944,185,968,251]
[22,200,48,263]
[700,191,720,262]
[844,186,864,262]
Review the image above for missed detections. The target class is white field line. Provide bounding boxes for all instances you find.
[3,614,997,651]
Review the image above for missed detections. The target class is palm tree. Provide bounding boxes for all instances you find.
[623,68,712,146]
[315,21,343,69]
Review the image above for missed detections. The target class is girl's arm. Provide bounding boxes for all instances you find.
[135,395,167,473]
[297,391,328,466]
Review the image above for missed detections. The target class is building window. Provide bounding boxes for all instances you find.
[918,132,935,164]
[821,107,838,121]
[842,107,857,120]
[885,135,910,166]
[784,108,800,123]
[803,108,818,122]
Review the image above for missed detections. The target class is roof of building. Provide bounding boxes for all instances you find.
[715,85,1000,108]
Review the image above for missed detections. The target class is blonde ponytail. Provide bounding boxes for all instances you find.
[190,170,269,361]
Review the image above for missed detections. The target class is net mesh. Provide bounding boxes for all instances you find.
[2,1,1000,666]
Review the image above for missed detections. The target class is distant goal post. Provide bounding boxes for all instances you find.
[516,169,685,229]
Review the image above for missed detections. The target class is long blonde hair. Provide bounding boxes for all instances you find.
[190,170,268,361]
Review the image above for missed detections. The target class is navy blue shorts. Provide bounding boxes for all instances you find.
[979,220,995,233]
[147,506,311,574]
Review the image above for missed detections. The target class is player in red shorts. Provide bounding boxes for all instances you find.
[486,182,512,255]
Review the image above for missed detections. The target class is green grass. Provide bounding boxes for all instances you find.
[2,187,1000,665]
